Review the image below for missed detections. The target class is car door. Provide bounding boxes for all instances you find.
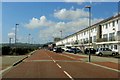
[106,48,112,55]
[104,48,111,55]
[102,48,108,55]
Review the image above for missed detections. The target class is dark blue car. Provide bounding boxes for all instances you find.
[66,48,82,54]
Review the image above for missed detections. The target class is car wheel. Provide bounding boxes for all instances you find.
[112,53,115,56]
[116,52,119,55]
[99,53,103,56]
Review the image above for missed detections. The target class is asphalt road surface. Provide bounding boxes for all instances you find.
[2,49,119,80]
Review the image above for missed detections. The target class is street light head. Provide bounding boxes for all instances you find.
[85,6,91,8]
[29,33,31,35]
[16,24,19,25]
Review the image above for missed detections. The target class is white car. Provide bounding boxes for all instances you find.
[96,48,118,56]
[53,47,57,52]
[62,47,71,52]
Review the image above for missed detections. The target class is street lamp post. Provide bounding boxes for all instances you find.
[118,1,120,14]
[85,6,91,62]
[9,38,12,47]
[60,30,63,46]
[28,33,31,44]
[15,24,19,44]
[60,30,62,39]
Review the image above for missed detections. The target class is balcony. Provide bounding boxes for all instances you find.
[84,41,88,44]
[97,38,108,42]
[97,37,116,42]
[103,38,108,42]
[109,37,115,41]
[90,40,92,43]
[74,40,78,44]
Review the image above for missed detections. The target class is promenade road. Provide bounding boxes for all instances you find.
[2,49,119,80]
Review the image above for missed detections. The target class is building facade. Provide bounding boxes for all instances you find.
[55,14,120,53]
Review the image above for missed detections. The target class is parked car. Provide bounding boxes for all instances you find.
[53,47,57,52]
[62,47,72,52]
[112,49,119,55]
[54,47,63,53]
[96,48,118,56]
[66,48,82,54]
[84,48,96,54]
[49,48,53,51]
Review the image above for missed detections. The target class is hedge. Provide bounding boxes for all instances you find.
[2,46,36,55]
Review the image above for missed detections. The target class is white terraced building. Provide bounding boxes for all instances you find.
[55,14,120,53]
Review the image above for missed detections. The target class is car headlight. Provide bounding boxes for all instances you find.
[96,52,99,54]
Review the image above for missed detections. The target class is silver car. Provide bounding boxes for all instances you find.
[96,48,118,56]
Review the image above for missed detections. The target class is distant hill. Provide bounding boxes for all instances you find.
[1,43,44,48]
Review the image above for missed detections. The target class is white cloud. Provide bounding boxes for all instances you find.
[113,12,118,16]
[25,16,55,29]
[54,8,89,20]
[38,17,103,42]
[25,8,104,43]
[8,32,15,38]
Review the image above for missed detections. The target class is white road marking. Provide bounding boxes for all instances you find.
[46,53,57,63]
[60,54,76,60]
[88,62,120,72]
[24,60,54,62]
[46,52,74,80]
[56,64,62,68]
[24,60,82,63]
[49,56,56,63]
[63,71,74,80]
[63,54,78,60]
[45,52,55,62]
[53,59,56,63]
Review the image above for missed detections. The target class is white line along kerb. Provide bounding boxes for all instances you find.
[63,71,74,80]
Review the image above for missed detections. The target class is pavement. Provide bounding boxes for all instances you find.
[65,52,119,63]
[1,49,120,80]
[1,50,36,70]
[64,52,120,71]
[2,56,26,70]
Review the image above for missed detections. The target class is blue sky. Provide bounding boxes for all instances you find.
[2,2,118,44]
